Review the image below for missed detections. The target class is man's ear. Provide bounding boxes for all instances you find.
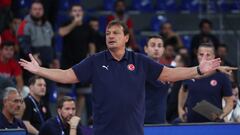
[125,34,130,43]
[144,45,148,54]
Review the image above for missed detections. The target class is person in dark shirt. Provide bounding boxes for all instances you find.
[22,76,51,135]
[58,3,97,118]
[59,3,96,69]
[20,20,222,135]
[178,43,233,123]
[0,87,26,130]
[39,96,83,135]
[144,35,170,124]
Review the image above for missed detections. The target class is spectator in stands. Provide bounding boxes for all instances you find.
[223,82,240,122]
[160,43,176,65]
[0,41,23,92]
[178,43,233,123]
[144,35,170,124]
[0,87,26,129]
[1,18,20,56]
[17,0,58,70]
[107,0,139,51]
[88,17,106,52]
[22,76,51,135]
[39,96,83,135]
[58,3,97,118]
[217,43,233,66]
[160,22,183,51]
[190,19,220,66]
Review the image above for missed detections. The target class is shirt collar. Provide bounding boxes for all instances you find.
[0,112,17,125]
[106,49,129,61]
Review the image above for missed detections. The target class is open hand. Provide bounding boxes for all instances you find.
[199,53,221,74]
[19,54,41,74]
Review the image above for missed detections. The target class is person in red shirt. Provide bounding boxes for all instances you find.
[107,0,139,51]
[0,41,23,92]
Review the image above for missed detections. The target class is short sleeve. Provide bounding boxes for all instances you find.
[141,54,164,81]
[72,56,93,83]
[221,74,232,97]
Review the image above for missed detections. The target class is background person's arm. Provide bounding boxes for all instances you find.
[23,121,39,135]
[178,85,188,122]
[220,96,234,119]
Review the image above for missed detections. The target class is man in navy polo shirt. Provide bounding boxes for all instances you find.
[144,35,170,124]
[178,43,233,123]
[0,87,26,130]
[20,20,222,135]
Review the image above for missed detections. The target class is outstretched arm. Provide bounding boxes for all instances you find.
[19,54,79,84]
[158,53,221,82]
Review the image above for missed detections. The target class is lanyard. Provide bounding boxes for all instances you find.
[56,116,65,135]
[28,95,45,124]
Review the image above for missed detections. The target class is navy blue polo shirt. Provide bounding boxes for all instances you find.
[145,80,170,124]
[0,112,26,129]
[183,72,232,122]
[72,50,164,135]
[39,116,83,135]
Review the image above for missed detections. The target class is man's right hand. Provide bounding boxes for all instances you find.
[178,108,187,122]
[73,15,82,25]
[68,116,81,129]
[19,53,41,74]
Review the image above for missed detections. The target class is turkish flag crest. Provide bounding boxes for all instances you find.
[127,64,135,71]
[210,80,217,86]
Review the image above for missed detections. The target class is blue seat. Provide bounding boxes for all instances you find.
[70,0,81,5]
[17,0,32,9]
[58,0,71,11]
[180,0,201,12]
[218,0,231,12]
[156,0,177,12]
[15,0,32,19]
[208,0,218,13]
[48,83,58,103]
[151,15,167,32]
[103,0,116,11]
[99,16,108,33]
[131,0,154,12]
[181,35,191,52]
[231,0,240,13]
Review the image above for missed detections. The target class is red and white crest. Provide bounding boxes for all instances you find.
[127,64,135,71]
[210,79,217,86]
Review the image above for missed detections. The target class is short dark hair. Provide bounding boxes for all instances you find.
[28,76,44,86]
[114,0,126,8]
[198,43,216,53]
[177,53,191,67]
[88,17,99,23]
[0,41,15,49]
[57,96,75,109]
[217,43,228,50]
[31,0,44,8]
[107,20,129,35]
[199,19,213,29]
[70,3,83,11]
[145,35,163,46]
